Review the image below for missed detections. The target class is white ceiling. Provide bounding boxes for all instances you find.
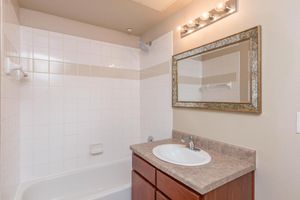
[18,0,193,36]
[130,0,177,11]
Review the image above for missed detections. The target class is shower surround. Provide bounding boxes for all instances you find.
[16,27,173,182]
[0,6,173,198]
[18,26,141,181]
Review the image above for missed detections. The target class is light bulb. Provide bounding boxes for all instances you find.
[188,20,194,25]
[215,2,226,12]
[177,26,182,31]
[200,12,210,21]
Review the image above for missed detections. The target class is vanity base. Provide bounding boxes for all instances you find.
[132,154,254,200]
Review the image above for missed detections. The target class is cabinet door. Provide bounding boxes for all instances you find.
[132,154,156,185]
[156,191,169,200]
[157,171,200,200]
[132,171,155,200]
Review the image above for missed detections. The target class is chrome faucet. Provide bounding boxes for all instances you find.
[181,135,196,151]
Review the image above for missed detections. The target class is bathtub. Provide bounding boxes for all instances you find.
[15,158,132,200]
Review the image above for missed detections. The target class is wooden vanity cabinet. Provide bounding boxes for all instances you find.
[132,154,254,200]
[132,171,155,200]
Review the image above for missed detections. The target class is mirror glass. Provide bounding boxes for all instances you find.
[177,40,250,103]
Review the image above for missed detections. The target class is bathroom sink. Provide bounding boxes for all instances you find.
[152,144,211,166]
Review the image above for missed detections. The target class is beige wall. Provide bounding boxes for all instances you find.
[143,0,300,200]
[19,8,140,48]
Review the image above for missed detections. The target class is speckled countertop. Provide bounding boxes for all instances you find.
[130,130,256,195]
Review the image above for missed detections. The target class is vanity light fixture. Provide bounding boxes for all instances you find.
[177,0,237,38]
[215,2,227,12]
[176,26,182,31]
[200,12,211,21]
[188,19,194,25]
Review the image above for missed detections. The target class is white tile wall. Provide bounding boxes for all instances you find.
[19,27,141,181]
[19,76,140,180]
[140,32,173,142]
[140,32,173,70]
[140,75,173,141]
[49,32,64,62]
[20,26,140,70]
[0,0,21,200]
[18,26,173,183]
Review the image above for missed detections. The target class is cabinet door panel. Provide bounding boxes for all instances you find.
[132,154,156,185]
[203,172,254,200]
[156,191,169,200]
[157,170,200,200]
[132,171,155,200]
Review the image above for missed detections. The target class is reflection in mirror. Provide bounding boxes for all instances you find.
[177,40,250,103]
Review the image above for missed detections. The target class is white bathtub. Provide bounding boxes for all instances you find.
[15,158,132,200]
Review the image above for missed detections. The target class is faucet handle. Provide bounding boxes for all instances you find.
[180,136,186,143]
[181,135,193,143]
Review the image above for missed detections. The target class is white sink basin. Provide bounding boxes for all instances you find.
[152,144,211,166]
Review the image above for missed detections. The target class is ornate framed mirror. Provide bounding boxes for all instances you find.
[172,26,261,113]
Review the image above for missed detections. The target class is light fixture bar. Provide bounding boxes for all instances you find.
[178,0,237,38]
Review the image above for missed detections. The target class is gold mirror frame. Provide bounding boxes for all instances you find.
[172,26,262,113]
